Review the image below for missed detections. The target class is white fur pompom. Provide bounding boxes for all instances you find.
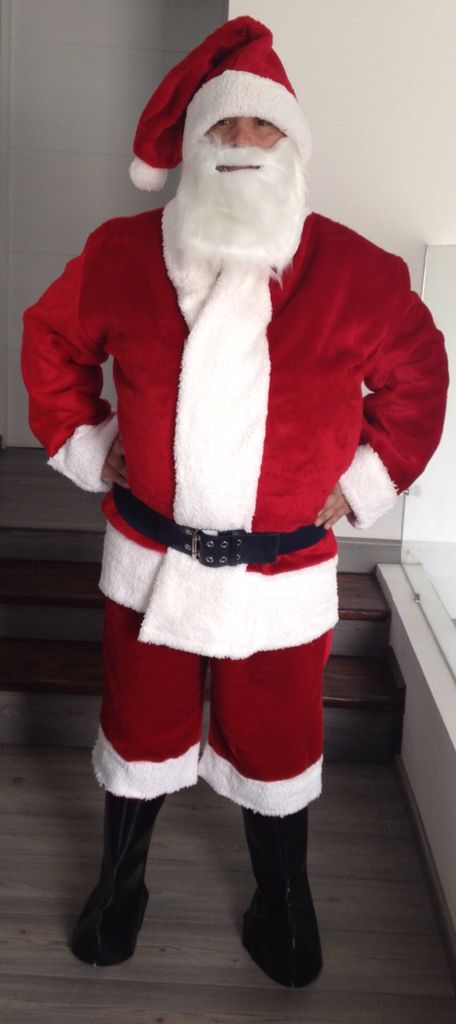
[129,157,168,191]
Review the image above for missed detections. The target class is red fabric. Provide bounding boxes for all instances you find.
[21,252,112,452]
[101,597,331,782]
[22,208,449,548]
[101,598,205,762]
[132,16,294,172]
[209,629,331,782]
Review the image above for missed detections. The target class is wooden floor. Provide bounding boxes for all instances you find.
[0,747,455,1023]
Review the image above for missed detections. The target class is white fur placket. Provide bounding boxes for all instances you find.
[138,202,272,651]
[171,237,272,529]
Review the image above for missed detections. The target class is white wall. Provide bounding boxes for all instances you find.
[229,0,456,542]
[3,0,227,447]
[229,0,456,284]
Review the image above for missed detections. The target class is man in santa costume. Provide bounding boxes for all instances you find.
[22,16,448,987]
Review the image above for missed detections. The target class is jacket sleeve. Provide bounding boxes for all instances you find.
[21,234,118,492]
[339,259,449,529]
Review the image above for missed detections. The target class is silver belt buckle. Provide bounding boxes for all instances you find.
[191,529,200,560]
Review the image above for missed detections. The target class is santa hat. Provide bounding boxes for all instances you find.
[129,16,312,191]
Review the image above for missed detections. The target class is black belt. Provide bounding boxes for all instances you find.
[113,484,326,568]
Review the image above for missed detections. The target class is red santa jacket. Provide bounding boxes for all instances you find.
[21,207,448,657]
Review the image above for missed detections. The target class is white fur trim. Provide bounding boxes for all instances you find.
[162,202,220,324]
[162,203,274,531]
[163,202,272,531]
[99,524,338,658]
[137,548,338,657]
[129,157,168,191]
[198,744,323,816]
[183,70,312,166]
[92,726,200,798]
[174,266,271,530]
[339,443,398,529]
[47,415,118,492]
[99,524,163,610]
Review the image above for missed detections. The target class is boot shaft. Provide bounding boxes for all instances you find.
[242,805,309,898]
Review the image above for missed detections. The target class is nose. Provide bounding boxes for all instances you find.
[229,120,255,147]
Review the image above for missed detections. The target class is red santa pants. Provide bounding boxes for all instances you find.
[93,598,332,816]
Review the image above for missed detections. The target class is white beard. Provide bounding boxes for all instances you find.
[172,134,309,276]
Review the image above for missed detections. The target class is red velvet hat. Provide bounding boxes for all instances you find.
[129,16,312,190]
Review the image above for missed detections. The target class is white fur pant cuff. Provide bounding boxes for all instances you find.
[92,727,200,799]
[198,743,323,817]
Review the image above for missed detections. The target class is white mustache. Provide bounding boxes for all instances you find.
[197,137,291,173]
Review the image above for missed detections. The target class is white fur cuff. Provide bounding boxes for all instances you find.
[48,415,119,492]
[339,443,398,529]
[92,727,200,799]
[198,744,323,816]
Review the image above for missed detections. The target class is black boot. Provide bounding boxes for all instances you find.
[71,791,166,966]
[241,806,322,987]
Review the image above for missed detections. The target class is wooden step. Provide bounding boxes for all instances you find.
[324,654,397,710]
[0,637,101,696]
[336,572,390,622]
[0,527,104,562]
[0,559,390,619]
[0,560,102,607]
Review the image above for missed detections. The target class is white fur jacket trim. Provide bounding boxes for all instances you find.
[163,199,272,531]
[339,443,398,529]
[47,414,118,492]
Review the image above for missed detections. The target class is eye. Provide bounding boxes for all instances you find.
[216,118,232,127]
[255,119,271,127]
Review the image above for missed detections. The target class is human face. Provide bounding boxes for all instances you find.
[207,116,285,170]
